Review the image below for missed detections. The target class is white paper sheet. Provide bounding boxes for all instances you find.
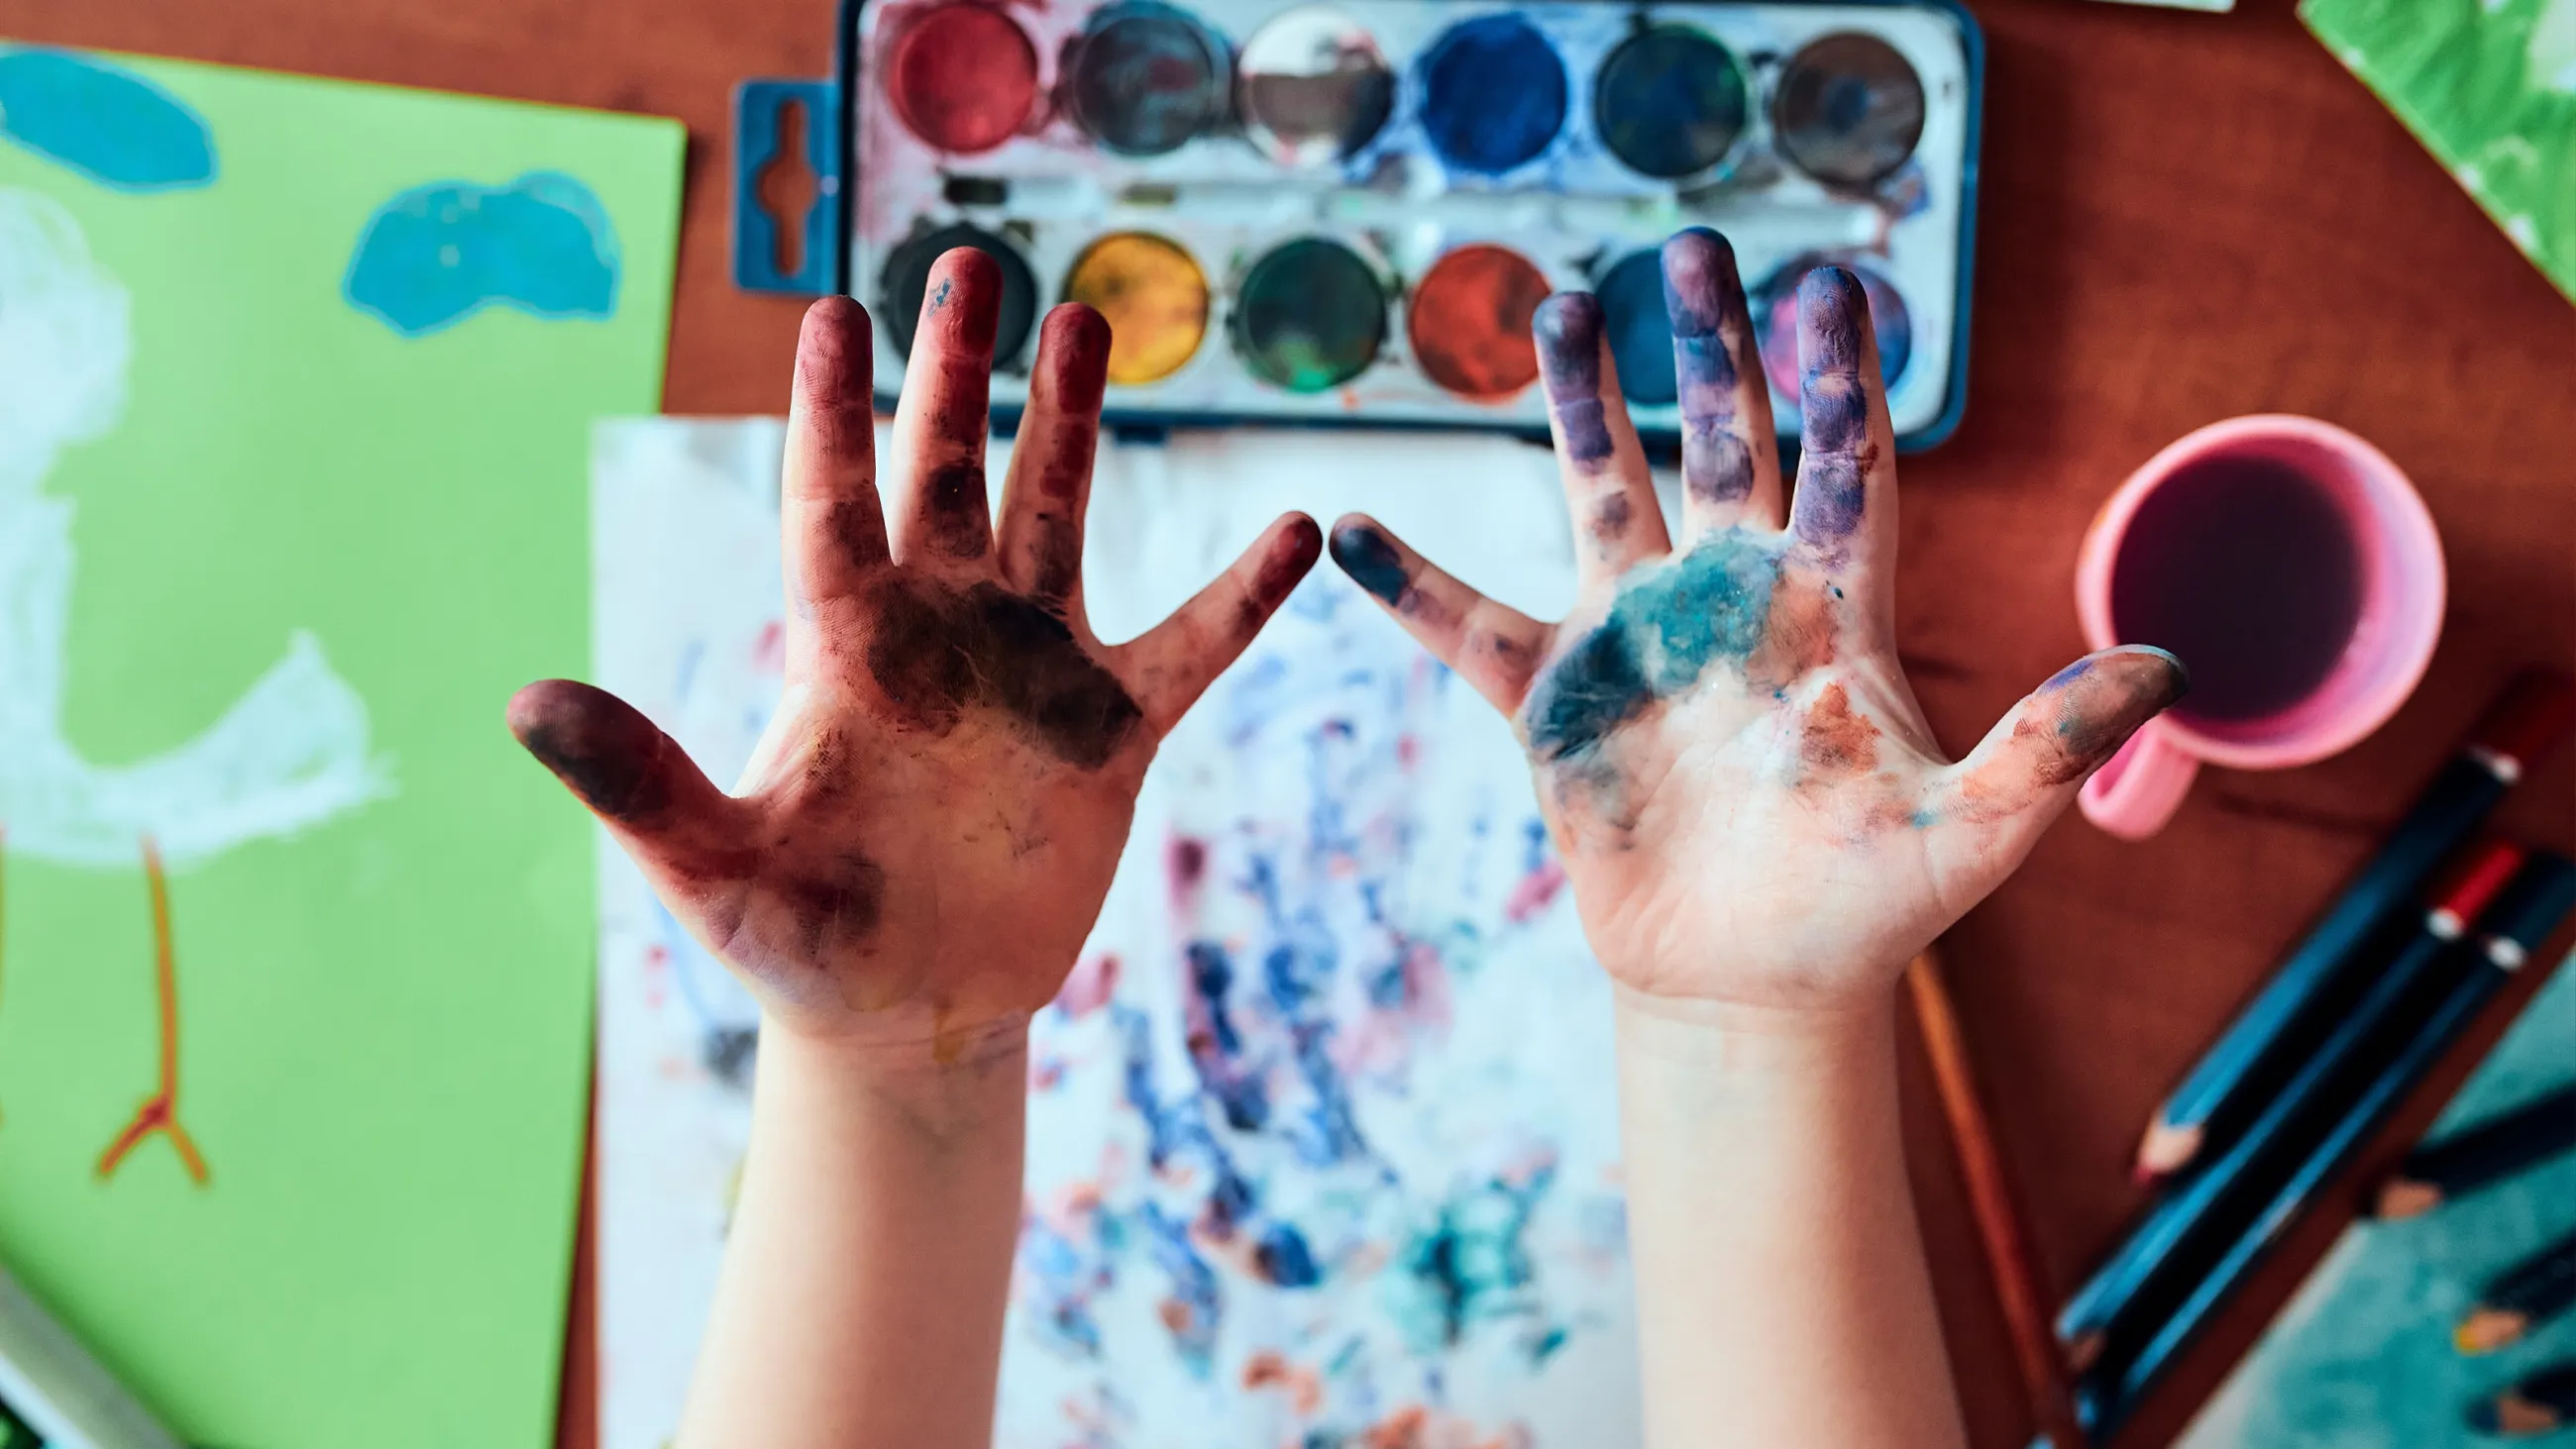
[592,419,1644,1449]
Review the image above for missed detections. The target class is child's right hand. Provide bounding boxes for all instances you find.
[1331,229,2186,1016]
[506,251,1318,1057]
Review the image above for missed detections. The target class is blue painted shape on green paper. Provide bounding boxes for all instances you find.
[0,49,215,191]
[344,171,619,337]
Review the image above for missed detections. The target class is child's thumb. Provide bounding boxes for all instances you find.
[1928,646,2190,867]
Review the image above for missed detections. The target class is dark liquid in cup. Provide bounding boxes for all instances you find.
[2109,457,2366,725]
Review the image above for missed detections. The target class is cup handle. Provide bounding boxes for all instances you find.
[2078,720,2200,841]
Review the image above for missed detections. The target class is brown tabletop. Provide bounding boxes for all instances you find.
[6,0,2569,1444]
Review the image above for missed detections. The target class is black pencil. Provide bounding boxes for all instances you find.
[2473,1360,2576,1437]
[2058,841,2527,1358]
[2459,1226,2576,1355]
[2078,853,2576,1439]
[2377,1083,2576,1218]
[2136,672,2576,1182]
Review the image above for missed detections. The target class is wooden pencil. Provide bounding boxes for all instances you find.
[2458,1226,2576,1355]
[2472,1360,2576,1437]
[2058,842,2527,1359]
[2374,1083,2576,1218]
[2077,853,2576,1440]
[2135,671,2576,1182]
[1904,949,2089,1449]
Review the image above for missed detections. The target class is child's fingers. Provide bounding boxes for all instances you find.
[780,299,888,653]
[1927,647,2191,877]
[1786,267,1900,581]
[887,248,1002,566]
[1328,514,1551,715]
[1535,292,1671,591]
[507,678,752,926]
[1661,228,1782,538]
[996,305,1110,615]
[1118,513,1323,736]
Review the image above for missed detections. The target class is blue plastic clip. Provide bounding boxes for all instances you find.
[731,78,842,295]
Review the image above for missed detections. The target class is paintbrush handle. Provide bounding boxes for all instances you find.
[1906,950,2090,1449]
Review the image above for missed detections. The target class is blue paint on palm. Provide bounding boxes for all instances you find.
[1525,531,1783,760]
[344,171,620,337]
[0,49,215,191]
[1417,15,1566,176]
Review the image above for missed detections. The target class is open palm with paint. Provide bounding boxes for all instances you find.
[508,250,1319,1051]
[1331,228,2188,1010]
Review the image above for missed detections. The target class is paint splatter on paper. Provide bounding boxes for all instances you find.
[594,421,1641,1449]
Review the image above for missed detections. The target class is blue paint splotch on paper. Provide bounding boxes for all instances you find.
[0,49,216,191]
[1003,575,1634,1446]
[344,171,620,337]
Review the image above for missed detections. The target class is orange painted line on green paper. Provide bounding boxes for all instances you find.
[97,835,208,1186]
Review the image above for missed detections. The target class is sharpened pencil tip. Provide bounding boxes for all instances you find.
[2372,1178,2442,1219]
[2066,1329,2105,1374]
[2471,1390,2564,1436]
[2135,1118,2203,1180]
[2456,1307,2528,1356]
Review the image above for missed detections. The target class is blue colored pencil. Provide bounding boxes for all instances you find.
[2473,1360,2576,1437]
[2079,853,2576,1439]
[2375,1082,2576,1218]
[2058,842,2526,1357]
[2458,1226,2576,1355]
[2135,673,2575,1182]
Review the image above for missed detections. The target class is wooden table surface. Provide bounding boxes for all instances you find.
[6,0,2570,1443]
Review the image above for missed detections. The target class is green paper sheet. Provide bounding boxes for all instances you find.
[2303,0,2576,303]
[0,46,681,1448]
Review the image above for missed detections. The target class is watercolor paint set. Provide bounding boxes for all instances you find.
[738,0,1983,449]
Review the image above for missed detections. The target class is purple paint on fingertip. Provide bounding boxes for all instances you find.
[1533,291,1604,392]
[1793,266,1870,543]
[1534,292,1615,465]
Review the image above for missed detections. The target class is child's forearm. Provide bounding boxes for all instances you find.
[1615,985,1967,1449]
[677,1017,1029,1449]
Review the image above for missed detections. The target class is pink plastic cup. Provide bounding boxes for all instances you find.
[2075,415,2445,841]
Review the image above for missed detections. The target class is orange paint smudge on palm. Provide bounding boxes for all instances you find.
[1241,1349,1324,1413]
[1799,681,1880,775]
[98,835,209,1185]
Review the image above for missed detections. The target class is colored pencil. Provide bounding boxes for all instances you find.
[2373,1083,2576,1218]
[2058,842,2528,1359]
[2135,671,2576,1182]
[2472,1360,2576,1437]
[2458,1226,2576,1355]
[2077,853,2576,1439]
[1904,950,2090,1449]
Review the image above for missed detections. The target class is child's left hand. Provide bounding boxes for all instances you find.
[1330,230,2185,1015]
[507,251,1319,1055]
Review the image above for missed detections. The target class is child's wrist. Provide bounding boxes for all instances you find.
[758,1011,1034,1137]
[1608,979,1896,1078]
